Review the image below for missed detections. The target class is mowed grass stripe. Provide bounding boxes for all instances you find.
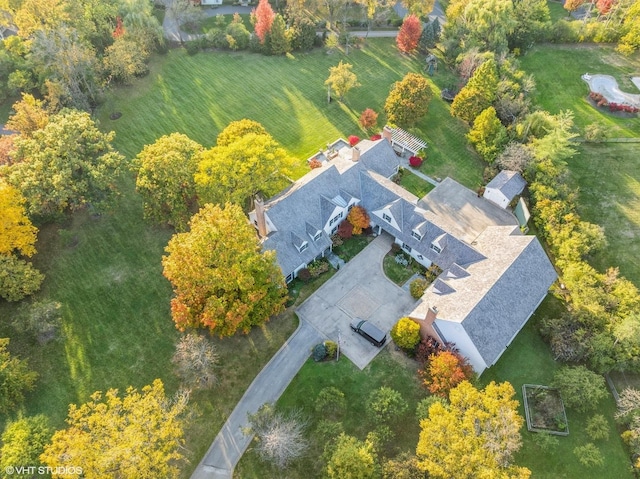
[96,40,484,185]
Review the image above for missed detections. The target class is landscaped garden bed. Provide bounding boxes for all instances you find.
[383,247,427,286]
[522,384,569,436]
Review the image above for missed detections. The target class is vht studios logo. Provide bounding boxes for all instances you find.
[5,466,83,476]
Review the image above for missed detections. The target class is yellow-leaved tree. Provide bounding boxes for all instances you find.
[416,380,530,479]
[41,379,187,479]
[0,179,37,257]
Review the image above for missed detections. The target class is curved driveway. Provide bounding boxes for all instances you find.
[190,234,416,478]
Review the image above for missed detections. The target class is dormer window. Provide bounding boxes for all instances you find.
[313,231,322,241]
[382,213,392,223]
[411,231,422,241]
[430,243,442,254]
[298,242,308,253]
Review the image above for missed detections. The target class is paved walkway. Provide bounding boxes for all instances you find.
[190,321,324,479]
[398,156,440,187]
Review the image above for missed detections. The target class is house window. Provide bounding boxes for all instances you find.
[331,226,338,235]
[313,231,322,241]
[411,231,422,241]
[329,213,342,226]
[382,213,392,223]
[299,242,308,253]
[430,243,441,254]
[402,243,411,253]
[285,273,293,283]
[253,220,258,227]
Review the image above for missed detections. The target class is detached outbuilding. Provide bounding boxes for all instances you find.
[483,170,526,209]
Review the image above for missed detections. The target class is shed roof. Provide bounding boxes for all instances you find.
[486,170,526,202]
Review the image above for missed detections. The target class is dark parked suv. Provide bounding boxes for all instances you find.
[350,319,387,347]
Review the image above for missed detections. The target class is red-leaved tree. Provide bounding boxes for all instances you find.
[421,350,474,398]
[396,15,422,53]
[348,135,360,146]
[596,0,614,15]
[359,108,378,130]
[254,0,275,44]
[113,17,125,39]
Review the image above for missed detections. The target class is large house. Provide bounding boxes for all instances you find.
[249,134,557,373]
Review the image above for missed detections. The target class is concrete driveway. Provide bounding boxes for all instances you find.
[297,233,417,369]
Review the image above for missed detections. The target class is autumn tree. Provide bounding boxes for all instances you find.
[326,433,378,479]
[103,36,149,85]
[382,452,424,479]
[42,379,187,478]
[390,317,421,351]
[2,109,124,220]
[508,0,551,52]
[325,61,360,101]
[451,57,499,124]
[564,0,586,12]
[617,0,640,55]
[0,338,38,413]
[347,205,370,234]
[254,0,276,44]
[134,133,203,231]
[359,108,378,131]
[417,381,530,478]
[397,15,422,53]
[5,93,49,138]
[422,350,473,397]
[496,142,535,174]
[0,180,37,257]
[196,123,293,208]
[172,333,219,389]
[0,415,51,476]
[162,203,287,336]
[385,72,432,127]
[245,403,309,468]
[402,0,436,17]
[467,106,508,163]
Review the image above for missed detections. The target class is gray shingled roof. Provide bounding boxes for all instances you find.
[486,170,526,202]
[462,234,557,366]
[257,139,400,277]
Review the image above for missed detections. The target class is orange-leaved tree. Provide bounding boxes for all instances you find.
[397,14,422,53]
[347,205,370,234]
[162,203,287,337]
[253,0,275,43]
[422,350,474,397]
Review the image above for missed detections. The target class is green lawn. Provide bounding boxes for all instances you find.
[382,253,419,286]
[481,295,634,479]
[566,143,640,286]
[547,0,569,23]
[235,349,426,478]
[519,44,640,137]
[399,170,435,198]
[332,235,373,262]
[95,39,484,185]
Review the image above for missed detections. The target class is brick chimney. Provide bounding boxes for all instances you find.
[425,306,438,326]
[382,125,393,143]
[254,196,267,238]
[352,146,360,162]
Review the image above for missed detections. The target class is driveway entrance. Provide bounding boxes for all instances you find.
[297,233,417,369]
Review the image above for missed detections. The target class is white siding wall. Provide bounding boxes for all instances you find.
[324,205,347,235]
[393,238,432,268]
[483,188,509,209]
[433,319,488,374]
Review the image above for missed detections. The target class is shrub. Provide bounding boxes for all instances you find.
[409,278,428,299]
[172,333,219,389]
[390,243,401,254]
[313,343,328,361]
[14,300,62,344]
[416,396,447,421]
[574,443,604,467]
[309,158,322,169]
[367,386,408,423]
[348,135,360,146]
[331,234,343,247]
[370,134,381,141]
[416,336,444,365]
[308,259,329,278]
[532,431,560,451]
[552,366,607,413]
[297,268,311,282]
[584,123,607,143]
[394,254,409,267]
[390,317,421,350]
[324,340,338,359]
[315,387,346,416]
[337,220,353,239]
[586,414,609,441]
[409,156,423,167]
[315,420,344,443]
